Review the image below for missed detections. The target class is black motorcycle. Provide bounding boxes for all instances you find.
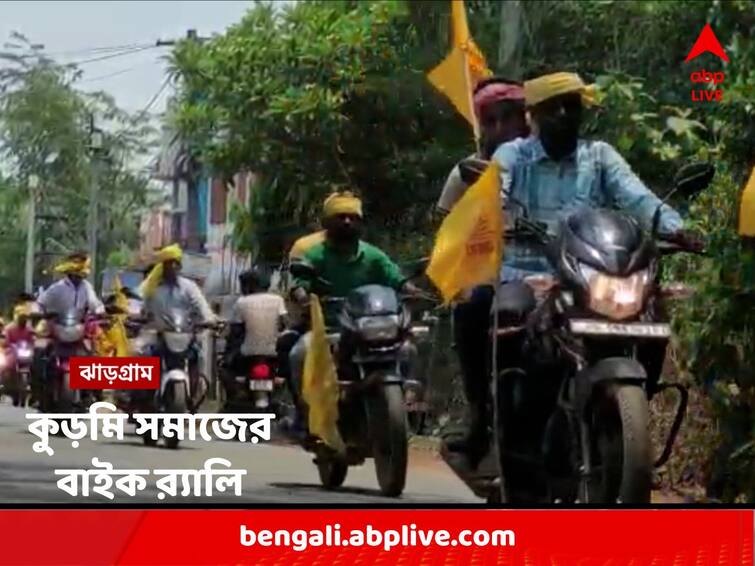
[290,263,420,497]
[443,160,714,504]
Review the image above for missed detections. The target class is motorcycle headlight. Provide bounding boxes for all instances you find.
[55,323,85,343]
[16,347,32,360]
[579,263,651,320]
[356,315,400,341]
[163,331,192,353]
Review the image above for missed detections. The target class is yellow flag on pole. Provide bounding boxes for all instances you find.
[738,166,755,237]
[302,295,345,454]
[426,162,503,304]
[427,0,492,132]
[106,274,131,358]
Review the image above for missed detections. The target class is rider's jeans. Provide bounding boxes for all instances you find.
[289,332,313,404]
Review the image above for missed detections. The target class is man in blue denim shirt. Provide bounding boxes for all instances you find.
[448,71,700,467]
[494,73,693,280]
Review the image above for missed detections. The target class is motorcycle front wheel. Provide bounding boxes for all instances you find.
[316,449,348,490]
[368,381,408,498]
[163,382,188,449]
[588,383,651,504]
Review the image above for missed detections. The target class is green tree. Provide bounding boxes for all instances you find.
[0,33,158,291]
[168,0,470,259]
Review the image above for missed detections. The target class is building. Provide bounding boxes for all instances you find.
[146,132,252,301]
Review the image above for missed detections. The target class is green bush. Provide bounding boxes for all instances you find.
[669,168,755,502]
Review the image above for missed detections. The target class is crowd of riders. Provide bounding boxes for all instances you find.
[0,70,706,503]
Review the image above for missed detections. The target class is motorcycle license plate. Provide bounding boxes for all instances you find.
[569,319,671,338]
[249,380,273,392]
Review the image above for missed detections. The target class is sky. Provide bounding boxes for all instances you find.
[0,1,255,115]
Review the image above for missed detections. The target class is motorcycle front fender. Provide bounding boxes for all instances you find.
[160,368,189,398]
[575,357,647,414]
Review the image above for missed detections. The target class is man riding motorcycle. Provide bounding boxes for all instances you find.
[2,302,36,405]
[288,191,417,436]
[34,253,105,406]
[36,253,105,318]
[139,244,217,410]
[437,77,530,214]
[223,267,287,404]
[447,71,702,468]
[437,77,531,461]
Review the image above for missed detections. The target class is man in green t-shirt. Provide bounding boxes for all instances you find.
[287,191,415,436]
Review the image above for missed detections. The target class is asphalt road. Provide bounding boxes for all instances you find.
[0,400,478,505]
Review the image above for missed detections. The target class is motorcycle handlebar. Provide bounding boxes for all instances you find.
[655,238,706,256]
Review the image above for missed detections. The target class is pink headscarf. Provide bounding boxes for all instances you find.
[473,82,525,118]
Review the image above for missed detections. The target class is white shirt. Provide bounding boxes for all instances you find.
[37,278,105,318]
[144,276,216,331]
[231,292,287,357]
[436,153,477,213]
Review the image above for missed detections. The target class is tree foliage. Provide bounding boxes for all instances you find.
[0,33,158,291]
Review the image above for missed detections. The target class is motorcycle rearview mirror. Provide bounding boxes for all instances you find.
[289,261,316,280]
[458,157,490,185]
[290,261,333,290]
[673,161,715,198]
[653,161,714,235]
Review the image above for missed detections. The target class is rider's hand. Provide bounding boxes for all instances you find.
[666,229,705,253]
[292,287,310,309]
[401,281,423,297]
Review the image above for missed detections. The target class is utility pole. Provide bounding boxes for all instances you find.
[156,28,209,47]
[24,174,39,293]
[87,115,105,287]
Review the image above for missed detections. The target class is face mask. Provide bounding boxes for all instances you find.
[327,217,362,244]
[534,96,582,160]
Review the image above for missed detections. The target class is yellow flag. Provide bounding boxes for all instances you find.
[738,166,755,236]
[302,295,345,454]
[105,274,131,358]
[450,0,490,83]
[426,162,503,304]
[427,0,492,130]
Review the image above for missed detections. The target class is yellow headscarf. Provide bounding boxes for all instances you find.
[323,192,363,219]
[53,256,91,277]
[524,72,597,108]
[138,243,183,299]
[12,302,31,321]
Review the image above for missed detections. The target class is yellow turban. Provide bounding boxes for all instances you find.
[13,303,31,322]
[138,244,183,299]
[524,72,597,108]
[323,192,363,219]
[53,256,91,277]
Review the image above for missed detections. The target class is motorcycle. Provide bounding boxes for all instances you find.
[134,308,214,449]
[223,353,285,412]
[3,337,35,407]
[290,263,420,497]
[36,309,106,413]
[442,160,714,504]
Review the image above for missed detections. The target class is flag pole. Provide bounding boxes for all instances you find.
[462,48,481,154]
[491,172,505,503]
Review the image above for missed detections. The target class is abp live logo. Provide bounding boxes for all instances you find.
[686,23,728,103]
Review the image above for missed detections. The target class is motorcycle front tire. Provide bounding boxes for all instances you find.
[316,450,348,490]
[368,381,408,498]
[163,382,188,449]
[590,383,652,504]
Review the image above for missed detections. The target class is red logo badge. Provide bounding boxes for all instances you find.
[69,357,160,390]
[685,23,729,63]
